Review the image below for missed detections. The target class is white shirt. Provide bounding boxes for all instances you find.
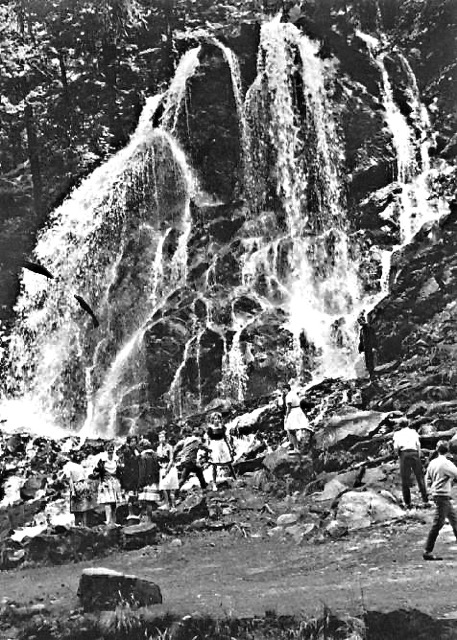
[285,389,300,409]
[62,460,86,483]
[393,427,420,452]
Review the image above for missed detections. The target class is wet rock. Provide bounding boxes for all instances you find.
[315,410,385,450]
[262,448,313,482]
[78,567,162,611]
[285,522,317,544]
[335,490,404,530]
[20,474,47,501]
[324,520,349,539]
[123,523,159,550]
[276,513,298,527]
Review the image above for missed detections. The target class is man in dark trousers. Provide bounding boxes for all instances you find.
[392,418,429,509]
[357,311,376,380]
[423,440,457,560]
[174,427,209,492]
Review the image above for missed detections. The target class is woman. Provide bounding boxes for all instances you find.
[283,382,312,453]
[62,451,96,526]
[206,412,236,491]
[157,431,178,510]
[96,442,122,525]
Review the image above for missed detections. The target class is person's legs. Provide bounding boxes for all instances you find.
[410,454,429,503]
[445,498,457,540]
[227,463,237,480]
[212,464,218,490]
[194,464,207,490]
[178,464,191,490]
[104,504,113,525]
[400,453,412,507]
[287,430,299,451]
[424,497,447,554]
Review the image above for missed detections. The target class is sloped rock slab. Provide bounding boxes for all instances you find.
[315,410,386,450]
[78,567,162,611]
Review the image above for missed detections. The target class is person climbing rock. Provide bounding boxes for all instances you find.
[357,311,376,380]
[174,427,209,492]
[392,418,429,510]
[423,440,457,561]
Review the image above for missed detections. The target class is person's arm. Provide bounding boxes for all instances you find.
[444,458,457,481]
[425,464,432,491]
[392,433,400,455]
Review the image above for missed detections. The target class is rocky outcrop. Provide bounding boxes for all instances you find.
[78,567,162,611]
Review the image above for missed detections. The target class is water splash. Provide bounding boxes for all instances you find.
[3,61,198,436]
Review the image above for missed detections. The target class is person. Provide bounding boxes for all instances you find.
[423,440,457,560]
[174,427,209,492]
[357,311,376,380]
[118,435,140,522]
[137,440,161,522]
[392,418,429,509]
[62,451,96,526]
[283,382,312,453]
[157,431,178,510]
[96,442,122,525]
[206,412,236,491]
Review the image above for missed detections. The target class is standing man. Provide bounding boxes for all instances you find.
[393,418,429,509]
[423,440,457,560]
[357,311,376,380]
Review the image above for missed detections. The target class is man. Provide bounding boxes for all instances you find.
[423,440,457,561]
[393,418,429,509]
[357,311,376,380]
[174,427,208,492]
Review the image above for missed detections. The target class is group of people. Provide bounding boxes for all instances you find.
[393,418,457,560]
[61,412,237,526]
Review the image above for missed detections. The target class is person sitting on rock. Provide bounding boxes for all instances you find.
[174,426,209,493]
[392,418,429,509]
[423,440,457,560]
[206,412,236,491]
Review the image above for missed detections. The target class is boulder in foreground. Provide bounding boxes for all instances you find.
[78,567,162,611]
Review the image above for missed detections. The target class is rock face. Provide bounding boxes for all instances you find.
[1,1,455,435]
[77,567,162,611]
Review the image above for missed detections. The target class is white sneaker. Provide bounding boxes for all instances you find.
[212,483,218,492]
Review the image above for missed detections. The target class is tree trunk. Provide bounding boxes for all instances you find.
[24,104,43,218]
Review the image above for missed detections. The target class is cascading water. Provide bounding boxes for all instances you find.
[358,32,439,241]
[357,30,449,299]
[243,15,363,381]
[2,49,202,437]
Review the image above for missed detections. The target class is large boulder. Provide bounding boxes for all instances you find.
[335,490,403,530]
[315,410,385,450]
[262,448,313,482]
[78,567,162,611]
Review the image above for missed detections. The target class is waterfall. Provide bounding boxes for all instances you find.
[357,30,449,306]
[2,51,200,437]
[243,16,362,380]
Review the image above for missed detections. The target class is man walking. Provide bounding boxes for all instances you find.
[423,440,457,561]
[393,418,429,509]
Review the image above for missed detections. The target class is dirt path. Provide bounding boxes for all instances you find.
[3,511,457,623]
